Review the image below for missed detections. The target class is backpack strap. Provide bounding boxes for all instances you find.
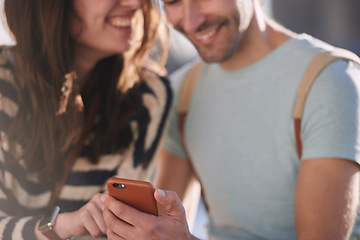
[292,48,360,158]
[176,62,210,211]
[177,62,204,140]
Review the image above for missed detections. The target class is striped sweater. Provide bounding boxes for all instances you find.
[0,47,172,239]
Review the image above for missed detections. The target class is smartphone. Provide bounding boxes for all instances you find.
[107,177,158,216]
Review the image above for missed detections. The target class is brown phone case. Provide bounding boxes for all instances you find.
[107,177,158,216]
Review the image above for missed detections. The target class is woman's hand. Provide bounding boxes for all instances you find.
[56,193,107,239]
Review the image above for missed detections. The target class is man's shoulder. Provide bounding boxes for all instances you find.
[274,34,359,81]
[168,58,203,92]
[316,57,360,93]
[290,34,335,52]
[280,34,341,63]
[296,34,360,84]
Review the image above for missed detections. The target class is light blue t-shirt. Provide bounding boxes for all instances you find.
[164,34,360,240]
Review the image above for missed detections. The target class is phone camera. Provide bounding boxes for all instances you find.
[113,183,126,189]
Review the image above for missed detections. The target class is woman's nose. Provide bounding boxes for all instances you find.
[118,0,143,10]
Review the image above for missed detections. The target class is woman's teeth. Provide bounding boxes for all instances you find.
[109,18,131,27]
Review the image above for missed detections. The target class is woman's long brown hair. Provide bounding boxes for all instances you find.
[3,0,167,181]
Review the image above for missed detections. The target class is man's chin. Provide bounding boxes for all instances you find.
[198,52,231,64]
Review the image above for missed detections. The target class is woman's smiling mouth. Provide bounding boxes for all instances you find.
[108,16,132,28]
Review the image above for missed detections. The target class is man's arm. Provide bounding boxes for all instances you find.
[154,148,202,228]
[154,149,194,201]
[295,158,359,240]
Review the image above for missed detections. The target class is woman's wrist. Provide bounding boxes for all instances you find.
[35,211,74,240]
[54,212,75,239]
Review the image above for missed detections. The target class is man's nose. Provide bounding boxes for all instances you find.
[181,2,205,33]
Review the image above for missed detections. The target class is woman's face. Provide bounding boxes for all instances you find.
[71,0,143,62]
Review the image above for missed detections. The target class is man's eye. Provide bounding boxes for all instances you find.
[162,0,179,6]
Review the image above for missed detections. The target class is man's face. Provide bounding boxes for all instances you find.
[163,0,254,63]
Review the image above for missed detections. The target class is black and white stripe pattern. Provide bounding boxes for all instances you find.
[0,47,172,239]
